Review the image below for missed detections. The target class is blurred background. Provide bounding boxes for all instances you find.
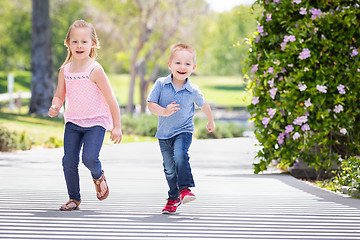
[0,0,261,151]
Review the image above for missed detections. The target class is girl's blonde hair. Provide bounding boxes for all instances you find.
[169,43,196,64]
[62,20,100,67]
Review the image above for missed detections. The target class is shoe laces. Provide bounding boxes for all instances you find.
[166,199,179,206]
[180,188,190,194]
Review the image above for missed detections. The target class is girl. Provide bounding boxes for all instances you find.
[48,20,122,211]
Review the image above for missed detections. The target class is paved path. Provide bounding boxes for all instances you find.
[0,138,360,239]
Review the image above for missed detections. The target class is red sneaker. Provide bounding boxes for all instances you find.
[162,198,181,214]
[179,188,196,204]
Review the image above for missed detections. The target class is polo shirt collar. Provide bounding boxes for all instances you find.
[165,74,194,92]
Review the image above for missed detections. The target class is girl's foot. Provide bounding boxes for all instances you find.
[59,199,81,211]
[93,171,109,200]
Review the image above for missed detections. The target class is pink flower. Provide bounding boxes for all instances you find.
[299,48,311,59]
[337,84,346,94]
[293,132,300,140]
[266,13,272,21]
[293,116,308,125]
[278,132,286,145]
[340,128,347,135]
[269,88,277,99]
[300,7,307,15]
[267,67,274,74]
[304,98,312,107]
[350,48,358,57]
[267,108,277,118]
[274,0,280,3]
[298,82,307,91]
[301,124,310,131]
[309,8,322,20]
[262,117,270,127]
[293,0,301,4]
[268,78,274,88]
[316,85,327,93]
[257,25,264,34]
[334,104,344,113]
[285,125,294,133]
[252,96,259,105]
[251,64,258,73]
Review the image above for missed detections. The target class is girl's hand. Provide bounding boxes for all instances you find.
[110,126,122,144]
[164,101,180,116]
[48,105,60,118]
[206,121,215,132]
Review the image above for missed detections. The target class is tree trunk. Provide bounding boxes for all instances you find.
[29,0,55,115]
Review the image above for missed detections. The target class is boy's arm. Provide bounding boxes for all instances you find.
[200,101,215,132]
[48,67,65,118]
[148,101,180,117]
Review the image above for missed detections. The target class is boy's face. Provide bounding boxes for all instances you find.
[168,49,196,82]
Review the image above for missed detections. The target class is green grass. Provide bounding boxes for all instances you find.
[0,72,249,149]
[0,111,156,148]
[1,71,251,107]
[190,75,251,107]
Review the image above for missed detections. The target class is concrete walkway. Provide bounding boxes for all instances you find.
[0,138,360,239]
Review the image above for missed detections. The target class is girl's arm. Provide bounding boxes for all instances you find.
[148,101,180,117]
[200,101,215,132]
[48,67,66,118]
[91,66,122,144]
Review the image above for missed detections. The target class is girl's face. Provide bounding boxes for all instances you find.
[69,27,94,61]
[168,50,196,82]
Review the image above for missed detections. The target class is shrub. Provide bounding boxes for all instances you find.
[247,0,360,173]
[332,156,360,193]
[195,119,245,139]
[0,126,33,151]
[0,126,18,151]
[121,114,158,137]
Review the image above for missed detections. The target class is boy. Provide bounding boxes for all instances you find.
[147,43,215,214]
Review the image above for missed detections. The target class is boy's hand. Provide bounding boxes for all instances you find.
[110,126,122,144]
[164,101,180,116]
[207,121,215,132]
[48,105,60,118]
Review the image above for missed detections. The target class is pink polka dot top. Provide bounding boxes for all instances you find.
[63,61,113,130]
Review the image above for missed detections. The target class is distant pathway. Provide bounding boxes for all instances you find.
[0,138,360,239]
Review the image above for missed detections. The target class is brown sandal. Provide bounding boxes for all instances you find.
[93,171,109,200]
[59,199,81,211]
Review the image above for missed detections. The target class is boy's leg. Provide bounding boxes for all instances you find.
[159,138,179,199]
[81,125,106,180]
[173,132,194,190]
[62,122,83,202]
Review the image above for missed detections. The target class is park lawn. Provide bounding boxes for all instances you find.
[1,73,248,149]
[0,111,156,148]
[1,72,250,107]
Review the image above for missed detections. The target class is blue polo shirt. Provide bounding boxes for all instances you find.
[147,74,205,139]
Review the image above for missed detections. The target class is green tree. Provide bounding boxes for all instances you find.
[0,0,31,71]
[196,5,260,76]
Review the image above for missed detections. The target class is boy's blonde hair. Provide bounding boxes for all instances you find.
[169,43,196,64]
[62,20,100,67]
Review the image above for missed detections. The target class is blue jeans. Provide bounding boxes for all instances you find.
[158,132,195,199]
[62,122,106,201]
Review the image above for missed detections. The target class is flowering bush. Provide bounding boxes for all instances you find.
[247,0,360,174]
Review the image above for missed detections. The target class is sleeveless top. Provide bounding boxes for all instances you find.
[63,61,113,130]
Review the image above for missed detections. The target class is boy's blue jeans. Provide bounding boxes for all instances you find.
[62,122,105,201]
[158,132,195,199]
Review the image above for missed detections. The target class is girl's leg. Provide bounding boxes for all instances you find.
[159,138,179,199]
[173,132,194,189]
[62,122,83,202]
[81,126,106,180]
